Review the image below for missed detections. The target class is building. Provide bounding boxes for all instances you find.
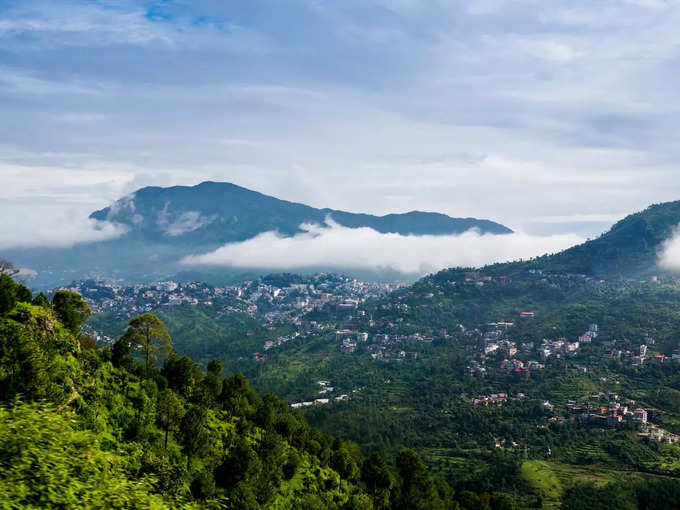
[633,409,648,423]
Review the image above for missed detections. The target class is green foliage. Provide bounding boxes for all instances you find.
[3,286,478,508]
[52,290,91,336]
[124,313,172,376]
[0,274,32,316]
[0,402,167,509]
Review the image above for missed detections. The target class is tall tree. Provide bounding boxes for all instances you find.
[123,314,171,376]
[51,290,91,336]
[0,276,17,316]
[361,453,392,509]
[157,388,185,449]
[179,404,209,470]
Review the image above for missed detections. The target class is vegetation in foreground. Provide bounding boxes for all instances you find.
[0,264,525,509]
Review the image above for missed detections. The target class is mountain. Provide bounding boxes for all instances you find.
[483,200,680,279]
[5,182,512,288]
[90,181,512,243]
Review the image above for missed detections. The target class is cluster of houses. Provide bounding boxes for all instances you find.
[463,272,512,286]
[638,423,680,443]
[289,395,349,411]
[289,381,349,411]
[263,333,298,351]
[540,337,581,360]
[472,393,508,406]
[333,324,434,356]
[71,274,399,332]
[566,393,663,431]
[67,280,221,317]
[602,340,654,366]
[369,349,419,361]
[499,359,545,378]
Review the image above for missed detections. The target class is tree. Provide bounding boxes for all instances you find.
[361,453,392,509]
[157,389,185,449]
[123,314,171,376]
[32,293,51,309]
[52,290,91,336]
[162,351,202,398]
[111,336,134,371]
[179,404,209,470]
[15,285,32,304]
[207,359,222,377]
[0,276,16,316]
[394,449,446,510]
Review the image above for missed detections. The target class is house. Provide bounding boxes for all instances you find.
[485,343,499,355]
[633,409,648,423]
[520,311,535,318]
[335,329,356,342]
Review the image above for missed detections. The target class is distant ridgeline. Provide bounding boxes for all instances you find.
[2,181,512,288]
[89,181,512,242]
[0,269,522,509]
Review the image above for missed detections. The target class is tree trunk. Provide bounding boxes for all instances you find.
[145,335,150,377]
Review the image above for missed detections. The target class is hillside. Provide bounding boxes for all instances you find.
[483,201,680,279]
[1,273,494,509]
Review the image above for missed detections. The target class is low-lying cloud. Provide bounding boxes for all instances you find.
[658,226,680,272]
[0,205,128,250]
[181,220,583,275]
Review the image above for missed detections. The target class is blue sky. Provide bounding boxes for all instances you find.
[2,0,680,247]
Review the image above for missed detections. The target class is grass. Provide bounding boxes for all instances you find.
[521,459,661,508]
[521,461,563,509]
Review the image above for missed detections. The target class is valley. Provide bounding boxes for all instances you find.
[48,200,680,508]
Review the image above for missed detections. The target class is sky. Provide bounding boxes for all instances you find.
[2,0,680,257]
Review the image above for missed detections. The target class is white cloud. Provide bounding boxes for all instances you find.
[0,163,133,250]
[0,206,128,250]
[658,226,680,272]
[181,219,583,275]
[160,210,217,237]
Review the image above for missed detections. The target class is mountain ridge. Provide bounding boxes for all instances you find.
[90,180,513,242]
[5,181,513,288]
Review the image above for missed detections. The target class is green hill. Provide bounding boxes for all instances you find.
[475,200,680,279]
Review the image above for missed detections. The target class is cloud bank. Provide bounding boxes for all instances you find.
[658,227,680,272]
[181,220,583,275]
[0,206,128,250]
